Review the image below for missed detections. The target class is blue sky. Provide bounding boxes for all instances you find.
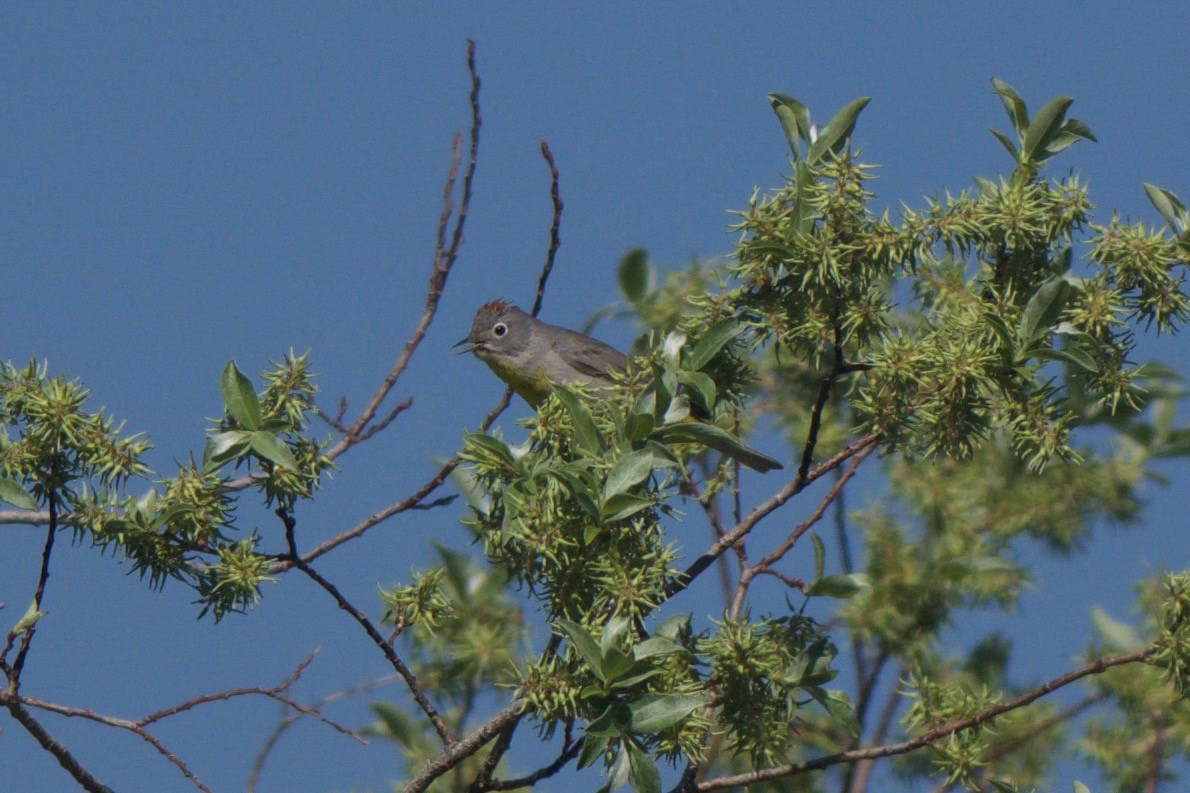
[1,4,1186,791]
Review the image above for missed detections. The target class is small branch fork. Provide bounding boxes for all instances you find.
[1,649,356,793]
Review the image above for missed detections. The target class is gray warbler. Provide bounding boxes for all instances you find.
[456,299,782,472]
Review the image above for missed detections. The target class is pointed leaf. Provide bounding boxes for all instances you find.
[653,613,690,641]
[220,361,262,430]
[686,321,742,371]
[810,533,826,581]
[625,741,660,793]
[1090,606,1142,652]
[988,127,1020,160]
[601,492,655,522]
[629,692,708,733]
[601,616,631,656]
[0,477,37,510]
[1073,782,1092,793]
[250,431,299,471]
[1034,345,1098,373]
[768,93,811,159]
[618,249,650,303]
[1022,95,1073,161]
[557,619,606,680]
[554,385,604,454]
[12,598,47,634]
[1144,183,1187,231]
[577,731,612,770]
[990,78,1028,134]
[604,450,657,500]
[625,411,655,443]
[807,97,871,163]
[652,422,783,473]
[804,572,868,599]
[1019,275,1072,342]
[632,636,684,661]
[203,430,253,467]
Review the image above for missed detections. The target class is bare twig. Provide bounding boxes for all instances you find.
[247,673,401,792]
[0,696,114,792]
[690,646,1156,791]
[667,434,880,601]
[531,140,563,318]
[732,444,873,615]
[477,727,583,791]
[277,507,455,745]
[4,495,59,685]
[466,718,519,792]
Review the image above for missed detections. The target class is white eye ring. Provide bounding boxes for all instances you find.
[493,323,508,337]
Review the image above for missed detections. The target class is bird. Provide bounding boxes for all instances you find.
[456,299,782,472]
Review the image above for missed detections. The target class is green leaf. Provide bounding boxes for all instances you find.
[677,371,716,412]
[1090,606,1142,652]
[1022,95,1073,162]
[203,430,252,468]
[1073,782,1092,793]
[249,431,299,471]
[652,422,782,472]
[577,730,612,770]
[464,432,515,465]
[990,78,1028,134]
[687,321,742,371]
[768,93,811,159]
[1144,183,1188,231]
[1033,345,1098,374]
[814,689,860,738]
[632,635,683,661]
[652,613,689,641]
[601,492,655,523]
[602,648,635,682]
[988,127,1020,160]
[12,598,47,634]
[629,692,708,733]
[618,248,650,303]
[0,477,37,510]
[805,573,868,599]
[554,385,605,454]
[625,740,660,793]
[220,361,262,431]
[625,411,655,443]
[1019,275,1072,343]
[557,619,606,681]
[807,96,871,163]
[1044,117,1096,156]
[604,450,657,500]
[810,533,826,581]
[601,615,631,656]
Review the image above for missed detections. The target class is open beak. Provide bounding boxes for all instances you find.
[453,336,481,355]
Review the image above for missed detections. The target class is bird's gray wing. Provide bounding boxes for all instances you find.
[555,328,628,381]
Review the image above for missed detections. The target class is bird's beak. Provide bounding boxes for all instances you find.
[453,336,481,355]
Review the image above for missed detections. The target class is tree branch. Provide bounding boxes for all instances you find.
[0,695,114,793]
[402,702,523,793]
[691,646,1156,791]
[277,507,455,746]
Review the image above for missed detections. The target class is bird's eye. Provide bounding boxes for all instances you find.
[493,323,508,337]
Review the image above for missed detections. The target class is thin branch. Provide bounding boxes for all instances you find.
[466,718,519,792]
[691,646,1156,791]
[402,702,523,793]
[277,507,454,745]
[325,40,482,460]
[4,495,58,685]
[479,731,583,791]
[846,658,903,793]
[0,696,114,793]
[733,444,873,615]
[530,140,563,318]
[246,673,401,793]
[667,434,880,601]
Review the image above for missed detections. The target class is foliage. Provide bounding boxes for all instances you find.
[3,78,1188,793]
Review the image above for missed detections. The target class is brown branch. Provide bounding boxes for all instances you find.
[732,444,873,615]
[846,658,904,793]
[277,507,455,746]
[4,495,58,686]
[667,433,880,601]
[247,673,401,792]
[0,696,114,792]
[530,140,563,318]
[1143,708,1166,793]
[466,718,519,792]
[692,646,1156,791]
[402,702,523,793]
[477,729,583,791]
